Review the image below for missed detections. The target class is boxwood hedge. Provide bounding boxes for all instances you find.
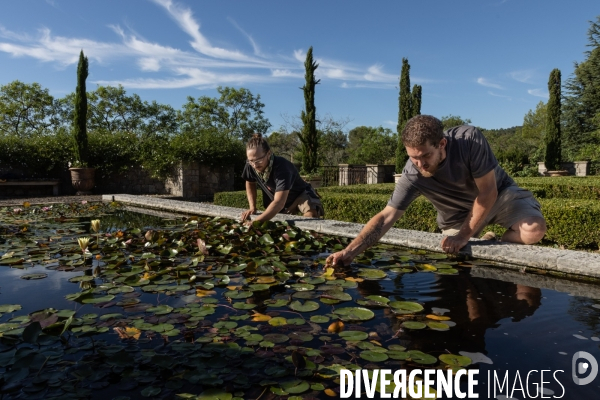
[214,186,600,250]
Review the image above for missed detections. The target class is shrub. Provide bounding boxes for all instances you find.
[214,189,600,249]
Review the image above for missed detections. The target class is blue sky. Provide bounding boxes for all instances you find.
[0,0,598,132]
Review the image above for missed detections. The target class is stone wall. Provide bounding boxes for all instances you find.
[0,162,234,200]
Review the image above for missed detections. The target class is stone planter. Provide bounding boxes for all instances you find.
[69,167,96,195]
[545,170,569,177]
[302,176,322,189]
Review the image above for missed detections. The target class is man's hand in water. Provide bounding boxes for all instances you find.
[326,250,354,268]
[240,208,256,224]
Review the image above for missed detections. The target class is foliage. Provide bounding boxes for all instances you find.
[483,126,541,174]
[0,80,60,137]
[298,47,321,174]
[181,86,270,142]
[318,115,349,166]
[347,126,397,165]
[545,68,562,170]
[411,84,422,117]
[563,16,600,161]
[72,50,89,167]
[440,115,472,130]
[266,130,301,162]
[395,58,412,172]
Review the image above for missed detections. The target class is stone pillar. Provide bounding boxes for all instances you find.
[338,164,350,186]
[366,164,379,184]
[537,162,547,176]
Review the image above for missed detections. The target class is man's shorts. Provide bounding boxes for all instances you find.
[284,191,325,218]
[441,186,544,237]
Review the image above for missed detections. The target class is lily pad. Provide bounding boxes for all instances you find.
[333,307,375,321]
[439,354,471,367]
[389,301,424,314]
[360,350,389,362]
[401,321,427,330]
[289,300,319,312]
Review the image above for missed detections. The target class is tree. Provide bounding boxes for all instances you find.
[348,126,397,165]
[267,131,301,162]
[72,50,89,166]
[521,101,547,162]
[180,86,270,141]
[440,115,472,130]
[0,80,59,137]
[395,59,422,172]
[298,46,321,174]
[545,68,561,170]
[563,16,600,160]
[318,115,350,166]
[411,84,422,117]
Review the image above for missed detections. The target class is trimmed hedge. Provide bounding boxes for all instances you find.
[214,189,600,249]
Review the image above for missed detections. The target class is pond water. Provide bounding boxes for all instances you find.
[0,203,599,399]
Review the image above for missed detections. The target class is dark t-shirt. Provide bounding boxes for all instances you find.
[241,156,313,209]
[387,125,516,229]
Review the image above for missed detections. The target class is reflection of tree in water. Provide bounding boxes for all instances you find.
[567,297,600,337]
[358,271,542,358]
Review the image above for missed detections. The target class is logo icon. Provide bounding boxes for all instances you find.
[572,351,598,385]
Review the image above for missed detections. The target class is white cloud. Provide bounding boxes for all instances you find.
[509,69,535,83]
[0,1,435,91]
[527,88,548,99]
[477,77,504,89]
[488,91,511,100]
[138,57,161,71]
[271,69,303,78]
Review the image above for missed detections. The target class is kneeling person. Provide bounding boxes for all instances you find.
[240,133,324,224]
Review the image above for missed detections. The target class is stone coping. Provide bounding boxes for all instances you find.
[103,194,600,282]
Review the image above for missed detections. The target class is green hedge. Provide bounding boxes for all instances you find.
[214,189,600,249]
[317,177,600,200]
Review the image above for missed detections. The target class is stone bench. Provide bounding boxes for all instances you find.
[0,180,61,195]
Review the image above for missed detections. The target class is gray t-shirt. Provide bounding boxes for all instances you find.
[387,125,516,229]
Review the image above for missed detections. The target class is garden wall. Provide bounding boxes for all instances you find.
[0,162,234,200]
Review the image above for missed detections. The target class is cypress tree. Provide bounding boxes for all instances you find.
[395,58,411,172]
[73,50,89,166]
[298,46,321,174]
[545,68,562,171]
[411,84,422,116]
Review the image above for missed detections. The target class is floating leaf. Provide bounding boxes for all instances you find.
[268,317,288,326]
[333,307,375,321]
[427,321,450,331]
[360,351,388,362]
[401,321,427,330]
[289,300,319,312]
[427,314,450,321]
[408,350,437,365]
[20,273,47,280]
[310,315,330,323]
[339,331,368,341]
[439,354,471,367]
[389,301,424,314]
[357,268,388,280]
[252,312,272,322]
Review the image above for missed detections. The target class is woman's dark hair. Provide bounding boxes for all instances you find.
[246,133,270,152]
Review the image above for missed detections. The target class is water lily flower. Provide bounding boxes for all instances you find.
[81,200,88,205]
[90,219,100,233]
[78,237,91,252]
[13,208,22,214]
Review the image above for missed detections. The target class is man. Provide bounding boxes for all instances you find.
[327,114,546,266]
[240,133,324,224]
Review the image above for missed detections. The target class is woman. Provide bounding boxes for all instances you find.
[240,133,324,224]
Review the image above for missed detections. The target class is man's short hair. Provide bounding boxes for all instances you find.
[401,115,444,148]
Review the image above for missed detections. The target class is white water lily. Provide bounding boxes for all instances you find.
[78,237,91,252]
[90,219,100,233]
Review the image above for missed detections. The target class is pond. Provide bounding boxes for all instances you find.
[0,202,599,399]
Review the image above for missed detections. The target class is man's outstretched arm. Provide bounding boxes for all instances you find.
[326,206,404,266]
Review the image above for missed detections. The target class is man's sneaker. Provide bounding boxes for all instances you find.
[480,231,497,241]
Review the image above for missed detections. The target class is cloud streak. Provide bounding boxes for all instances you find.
[0,0,434,91]
[477,77,504,90]
[527,88,548,99]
